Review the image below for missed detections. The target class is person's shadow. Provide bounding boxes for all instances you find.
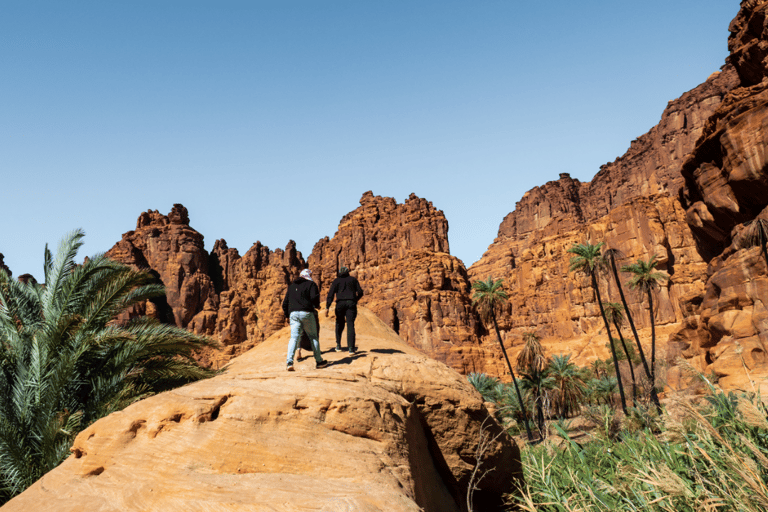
[368,348,405,355]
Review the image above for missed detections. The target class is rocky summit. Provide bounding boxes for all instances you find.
[1,307,519,512]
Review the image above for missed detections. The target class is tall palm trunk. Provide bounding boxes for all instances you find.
[648,290,656,385]
[491,311,533,440]
[609,255,651,380]
[592,271,628,415]
[612,319,637,403]
[609,254,660,408]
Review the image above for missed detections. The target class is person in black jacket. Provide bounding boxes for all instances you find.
[325,266,364,353]
[282,269,327,371]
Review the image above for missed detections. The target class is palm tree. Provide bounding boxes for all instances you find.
[0,230,215,503]
[567,241,628,414]
[602,302,637,403]
[738,218,768,271]
[548,354,585,419]
[518,332,547,434]
[604,248,655,390]
[621,255,668,392]
[471,277,533,440]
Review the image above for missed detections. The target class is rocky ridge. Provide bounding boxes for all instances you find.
[1,308,520,512]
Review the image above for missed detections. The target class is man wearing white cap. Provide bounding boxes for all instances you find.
[282,269,328,371]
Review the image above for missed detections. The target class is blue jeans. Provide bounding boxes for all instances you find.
[287,311,323,365]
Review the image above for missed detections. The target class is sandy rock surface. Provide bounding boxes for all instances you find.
[2,307,519,512]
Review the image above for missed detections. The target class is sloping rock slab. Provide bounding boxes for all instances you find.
[2,308,519,512]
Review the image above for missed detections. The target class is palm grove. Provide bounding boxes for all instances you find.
[470,241,668,439]
[0,231,215,503]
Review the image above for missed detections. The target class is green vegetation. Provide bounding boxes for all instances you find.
[568,242,629,414]
[472,277,533,440]
[0,231,215,503]
[622,255,668,393]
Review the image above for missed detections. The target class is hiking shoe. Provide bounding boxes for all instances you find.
[286,364,295,372]
[334,345,342,352]
[315,360,329,369]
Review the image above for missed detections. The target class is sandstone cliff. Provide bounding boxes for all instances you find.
[669,0,768,389]
[1,308,520,512]
[106,205,307,368]
[308,192,500,375]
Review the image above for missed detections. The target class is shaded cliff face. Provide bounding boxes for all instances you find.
[669,1,768,389]
[307,192,498,375]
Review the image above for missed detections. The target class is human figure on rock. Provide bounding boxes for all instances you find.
[325,266,364,354]
[282,269,327,371]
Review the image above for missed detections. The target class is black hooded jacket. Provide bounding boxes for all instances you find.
[282,277,320,316]
[326,271,364,309]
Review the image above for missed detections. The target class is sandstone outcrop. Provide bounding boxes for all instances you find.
[106,205,307,368]
[106,204,215,328]
[1,308,520,512]
[669,1,768,390]
[468,63,738,369]
[307,192,501,375]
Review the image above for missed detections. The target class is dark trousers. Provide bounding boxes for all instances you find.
[335,300,357,350]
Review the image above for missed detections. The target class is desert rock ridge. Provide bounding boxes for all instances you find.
[1,307,520,512]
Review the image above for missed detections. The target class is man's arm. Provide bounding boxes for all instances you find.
[282,289,290,317]
[326,279,338,309]
[355,278,364,302]
[310,282,321,310]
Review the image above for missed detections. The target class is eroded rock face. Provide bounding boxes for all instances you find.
[2,308,520,512]
[468,63,737,369]
[188,238,307,366]
[307,192,498,374]
[669,1,768,390]
[106,204,215,328]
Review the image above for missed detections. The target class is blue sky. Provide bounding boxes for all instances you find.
[1,1,739,277]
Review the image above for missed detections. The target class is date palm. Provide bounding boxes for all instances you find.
[567,241,627,414]
[602,302,638,403]
[604,247,654,388]
[622,254,668,391]
[548,354,585,419]
[518,332,547,434]
[471,277,532,440]
[0,230,215,503]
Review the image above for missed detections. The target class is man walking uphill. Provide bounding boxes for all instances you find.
[283,269,327,371]
[325,266,364,354]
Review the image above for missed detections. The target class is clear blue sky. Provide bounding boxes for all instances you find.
[1,0,739,278]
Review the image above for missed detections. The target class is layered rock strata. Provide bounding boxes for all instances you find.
[669,1,768,389]
[1,308,521,512]
[106,205,307,367]
[307,192,499,375]
[468,65,738,367]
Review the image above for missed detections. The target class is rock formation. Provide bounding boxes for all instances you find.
[307,192,500,375]
[669,0,768,389]
[1,308,520,512]
[106,205,307,368]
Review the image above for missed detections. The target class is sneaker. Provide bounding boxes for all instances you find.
[286,364,295,372]
[334,345,342,352]
[349,348,357,355]
[315,360,329,369]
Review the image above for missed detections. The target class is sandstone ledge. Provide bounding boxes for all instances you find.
[2,308,520,512]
